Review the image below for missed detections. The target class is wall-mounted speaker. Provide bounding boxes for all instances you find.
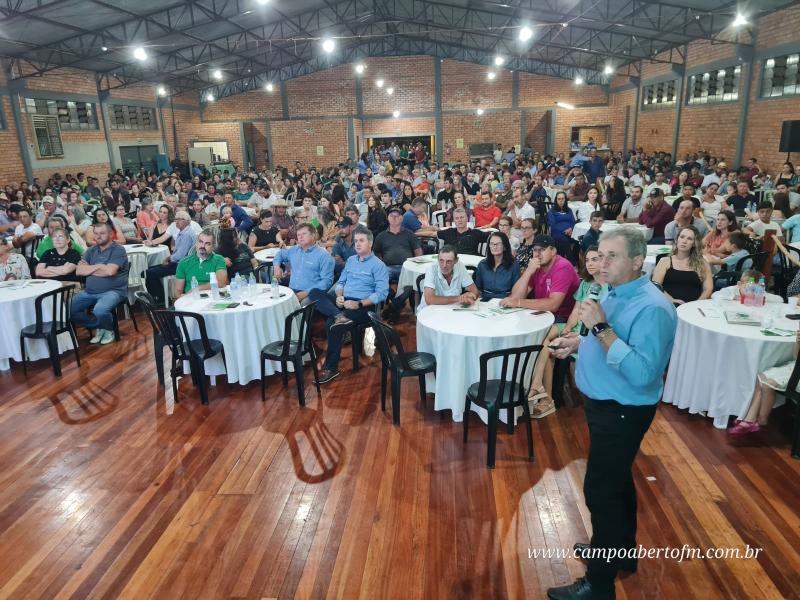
[779,120,800,153]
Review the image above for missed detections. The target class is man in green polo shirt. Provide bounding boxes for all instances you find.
[174,229,229,297]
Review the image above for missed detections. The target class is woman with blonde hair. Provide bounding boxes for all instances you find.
[651,225,713,305]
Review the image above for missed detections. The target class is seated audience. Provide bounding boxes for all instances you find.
[743,201,783,239]
[665,199,709,242]
[581,211,604,252]
[472,193,502,228]
[0,238,30,280]
[248,210,283,251]
[722,181,756,215]
[704,231,752,271]
[497,216,520,254]
[670,183,701,211]
[444,192,473,225]
[437,208,489,255]
[86,208,126,246]
[309,228,389,384]
[652,226,713,305]
[35,214,85,259]
[514,218,538,269]
[145,210,197,304]
[638,188,675,244]
[332,216,356,276]
[475,232,521,301]
[617,186,644,223]
[271,199,296,244]
[218,226,257,279]
[575,187,601,223]
[35,227,81,282]
[190,199,211,228]
[500,234,580,321]
[418,245,480,311]
[699,183,722,221]
[223,192,253,233]
[174,229,228,296]
[272,223,334,301]
[71,222,129,345]
[12,207,42,259]
[145,205,174,247]
[728,330,800,436]
[703,210,738,256]
[113,204,140,242]
[367,195,388,235]
[505,186,536,227]
[547,192,576,244]
[374,207,423,314]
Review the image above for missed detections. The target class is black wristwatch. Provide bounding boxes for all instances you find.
[591,322,610,337]
[357,301,364,309]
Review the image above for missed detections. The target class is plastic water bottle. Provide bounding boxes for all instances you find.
[757,277,767,306]
[209,271,220,300]
[190,276,199,298]
[232,273,242,301]
[271,274,279,299]
[248,272,257,298]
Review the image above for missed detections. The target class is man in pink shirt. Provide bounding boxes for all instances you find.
[500,234,579,321]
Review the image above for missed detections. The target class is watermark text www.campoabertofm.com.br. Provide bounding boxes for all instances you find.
[528,544,763,563]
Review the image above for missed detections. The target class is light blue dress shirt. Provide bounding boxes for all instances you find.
[576,275,677,405]
[170,227,197,263]
[273,244,334,293]
[336,253,389,305]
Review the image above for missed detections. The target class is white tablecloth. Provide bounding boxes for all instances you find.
[416,301,554,423]
[571,221,652,242]
[644,244,673,277]
[662,299,797,428]
[0,279,74,371]
[398,254,483,291]
[254,247,279,263]
[124,244,169,267]
[173,284,301,385]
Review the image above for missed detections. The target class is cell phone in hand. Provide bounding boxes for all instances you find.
[530,310,547,315]
[786,314,800,320]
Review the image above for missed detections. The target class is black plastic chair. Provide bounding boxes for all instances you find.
[736,251,769,273]
[260,301,320,406]
[713,270,740,291]
[777,245,800,300]
[150,309,225,405]
[134,291,168,386]
[368,312,436,425]
[20,283,80,376]
[783,351,800,459]
[253,262,273,284]
[463,344,543,468]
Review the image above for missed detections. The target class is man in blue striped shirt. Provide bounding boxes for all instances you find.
[548,228,677,600]
[309,227,389,384]
[272,223,334,302]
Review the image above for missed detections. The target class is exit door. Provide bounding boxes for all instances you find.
[120,145,159,173]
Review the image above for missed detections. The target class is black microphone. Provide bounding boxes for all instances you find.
[580,282,603,336]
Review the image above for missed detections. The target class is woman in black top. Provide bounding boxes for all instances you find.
[248,210,283,251]
[651,225,713,305]
[34,227,81,282]
[218,227,257,279]
[367,194,388,235]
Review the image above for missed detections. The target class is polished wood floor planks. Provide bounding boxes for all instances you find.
[0,317,798,599]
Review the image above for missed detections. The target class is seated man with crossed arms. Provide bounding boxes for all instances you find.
[417,245,480,311]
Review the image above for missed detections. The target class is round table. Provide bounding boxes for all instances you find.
[643,244,673,277]
[173,284,301,385]
[662,299,798,428]
[416,300,555,423]
[398,253,483,291]
[123,243,169,267]
[571,221,652,242]
[0,279,74,371]
[254,247,279,263]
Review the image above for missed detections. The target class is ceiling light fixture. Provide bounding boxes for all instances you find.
[604,65,614,75]
[387,87,394,95]
[322,38,335,53]
[355,63,365,74]
[212,69,222,80]
[487,71,497,80]
[256,0,270,4]
[575,75,584,85]
[101,45,108,52]
[157,86,167,96]
[265,82,274,92]
[206,93,215,102]
[733,13,748,27]
[494,55,505,66]
[476,108,484,115]
[392,110,400,118]
[519,26,533,41]
[376,78,384,88]
[556,101,575,110]
[133,46,147,61]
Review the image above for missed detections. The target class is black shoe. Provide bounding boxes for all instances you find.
[329,316,353,337]
[547,577,615,600]
[314,369,340,384]
[573,543,637,574]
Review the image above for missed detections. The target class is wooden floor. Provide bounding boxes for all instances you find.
[1,315,800,600]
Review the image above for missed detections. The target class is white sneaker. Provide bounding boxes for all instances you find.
[99,330,115,345]
[90,329,104,343]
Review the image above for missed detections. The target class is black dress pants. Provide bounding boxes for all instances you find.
[583,398,657,590]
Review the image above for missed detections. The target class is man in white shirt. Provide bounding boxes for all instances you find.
[645,172,671,197]
[418,245,480,311]
[247,182,273,210]
[12,207,42,259]
[629,167,649,189]
[204,192,225,218]
[506,187,536,227]
[744,202,783,239]
[617,186,645,223]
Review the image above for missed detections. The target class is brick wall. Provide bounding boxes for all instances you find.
[244,122,268,170]
[362,56,435,114]
[635,109,675,153]
[679,104,740,162]
[286,64,355,117]
[202,88,282,121]
[524,110,549,151]
[757,3,800,48]
[442,112,520,163]
[0,96,25,182]
[686,39,736,65]
[442,59,514,110]
[270,118,349,167]
[518,72,608,107]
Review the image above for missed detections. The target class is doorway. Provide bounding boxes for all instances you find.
[119,145,159,174]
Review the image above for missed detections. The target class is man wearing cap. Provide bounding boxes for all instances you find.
[638,188,675,244]
[273,223,334,301]
[702,161,725,188]
[271,198,297,244]
[145,210,198,304]
[35,196,67,229]
[332,216,356,276]
[500,234,580,322]
[374,206,423,314]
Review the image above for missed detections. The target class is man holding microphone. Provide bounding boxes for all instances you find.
[547,228,677,600]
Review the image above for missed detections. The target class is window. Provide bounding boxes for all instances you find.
[31,115,64,158]
[687,66,740,105]
[109,104,158,130]
[25,97,98,130]
[761,53,800,98]
[641,80,677,111]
